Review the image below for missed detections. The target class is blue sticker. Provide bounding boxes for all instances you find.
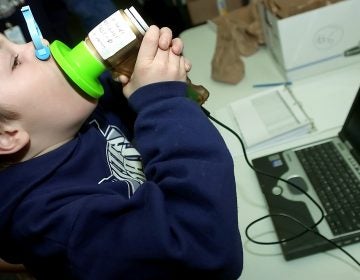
[271,159,283,168]
[268,155,283,167]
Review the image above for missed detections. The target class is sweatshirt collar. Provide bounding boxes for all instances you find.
[0,138,78,231]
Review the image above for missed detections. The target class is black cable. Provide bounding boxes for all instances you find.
[202,107,360,266]
[247,213,360,266]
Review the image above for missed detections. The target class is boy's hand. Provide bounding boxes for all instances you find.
[120,25,191,99]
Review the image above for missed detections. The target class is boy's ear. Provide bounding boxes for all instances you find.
[0,124,30,155]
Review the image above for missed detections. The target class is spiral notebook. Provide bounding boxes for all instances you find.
[230,86,314,153]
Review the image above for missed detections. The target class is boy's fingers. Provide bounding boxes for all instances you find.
[168,49,181,71]
[112,72,129,84]
[137,25,160,62]
[180,56,187,75]
[159,27,172,50]
[154,47,170,66]
[184,57,192,72]
[171,38,184,55]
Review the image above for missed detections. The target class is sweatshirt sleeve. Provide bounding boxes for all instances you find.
[69,81,243,279]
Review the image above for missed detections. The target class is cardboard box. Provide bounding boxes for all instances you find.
[187,0,243,25]
[259,0,360,80]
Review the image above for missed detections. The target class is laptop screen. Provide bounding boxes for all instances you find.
[339,87,360,160]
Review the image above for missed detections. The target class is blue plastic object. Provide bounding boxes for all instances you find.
[21,5,51,61]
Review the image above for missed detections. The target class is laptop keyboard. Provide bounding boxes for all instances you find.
[295,142,360,235]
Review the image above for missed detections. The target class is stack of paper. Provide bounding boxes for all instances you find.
[230,86,314,153]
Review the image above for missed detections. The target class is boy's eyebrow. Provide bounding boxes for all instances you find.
[0,35,4,49]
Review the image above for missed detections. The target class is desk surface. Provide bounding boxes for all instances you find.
[181,24,360,280]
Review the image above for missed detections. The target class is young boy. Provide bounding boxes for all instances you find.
[0,25,243,279]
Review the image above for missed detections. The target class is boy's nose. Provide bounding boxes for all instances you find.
[22,38,50,61]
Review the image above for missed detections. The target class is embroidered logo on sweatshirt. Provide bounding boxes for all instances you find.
[90,119,145,197]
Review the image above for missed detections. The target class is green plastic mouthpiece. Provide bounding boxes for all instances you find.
[21,4,107,99]
[50,40,106,99]
[49,7,148,100]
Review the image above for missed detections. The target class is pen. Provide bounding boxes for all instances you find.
[253,81,292,88]
[344,45,360,57]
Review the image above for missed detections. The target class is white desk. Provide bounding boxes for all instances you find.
[181,24,360,280]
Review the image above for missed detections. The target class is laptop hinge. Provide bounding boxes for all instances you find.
[344,140,360,164]
[344,140,353,151]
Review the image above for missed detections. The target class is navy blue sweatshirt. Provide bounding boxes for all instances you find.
[0,80,243,279]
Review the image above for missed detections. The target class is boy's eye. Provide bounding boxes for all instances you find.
[12,55,20,70]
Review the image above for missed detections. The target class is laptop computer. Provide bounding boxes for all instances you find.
[252,86,360,260]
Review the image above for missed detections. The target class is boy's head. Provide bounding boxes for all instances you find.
[0,34,97,166]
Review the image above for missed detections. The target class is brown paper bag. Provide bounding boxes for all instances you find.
[211,19,245,84]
